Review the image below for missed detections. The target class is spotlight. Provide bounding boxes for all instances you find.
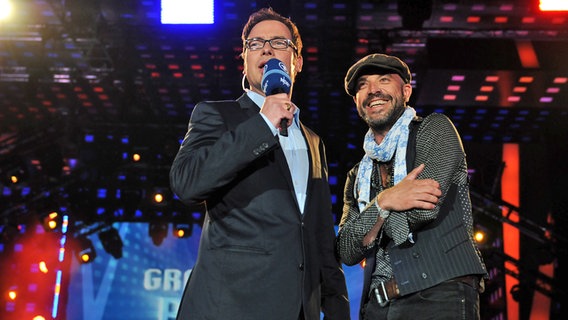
[153,192,164,204]
[98,226,123,259]
[39,261,49,273]
[0,0,13,21]
[150,188,171,207]
[1,157,28,186]
[132,153,141,162]
[7,286,17,301]
[473,224,494,249]
[5,169,24,184]
[149,221,168,246]
[539,0,568,12]
[42,211,63,232]
[474,229,486,244]
[173,222,193,238]
[75,236,96,264]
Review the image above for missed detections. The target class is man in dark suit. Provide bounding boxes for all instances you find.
[336,53,488,319]
[170,7,350,320]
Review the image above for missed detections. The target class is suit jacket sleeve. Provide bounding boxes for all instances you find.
[169,99,278,205]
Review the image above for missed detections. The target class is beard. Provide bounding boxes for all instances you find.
[360,94,406,132]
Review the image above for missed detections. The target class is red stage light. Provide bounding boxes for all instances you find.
[539,0,568,11]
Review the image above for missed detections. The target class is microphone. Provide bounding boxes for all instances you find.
[261,58,292,136]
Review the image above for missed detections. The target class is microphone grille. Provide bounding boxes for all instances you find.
[261,58,291,95]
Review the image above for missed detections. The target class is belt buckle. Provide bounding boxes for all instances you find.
[373,281,390,307]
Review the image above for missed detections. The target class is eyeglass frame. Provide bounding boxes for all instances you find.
[244,37,298,53]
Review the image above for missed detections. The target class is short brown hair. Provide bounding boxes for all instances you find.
[241,7,303,56]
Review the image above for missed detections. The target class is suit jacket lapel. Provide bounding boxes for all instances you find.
[237,94,315,212]
[300,122,323,180]
[237,93,297,193]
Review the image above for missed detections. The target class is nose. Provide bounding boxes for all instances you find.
[261,46,274,55]
[368,81,382,95]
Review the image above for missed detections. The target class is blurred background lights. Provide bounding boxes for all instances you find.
[474,230,486,244]
[39,261,48,274]
[153,192,164,204]
[8,289,16,301]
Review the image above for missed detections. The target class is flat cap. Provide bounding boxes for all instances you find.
[344,53,411,96]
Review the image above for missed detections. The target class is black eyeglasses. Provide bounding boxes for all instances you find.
[244,38,298,53]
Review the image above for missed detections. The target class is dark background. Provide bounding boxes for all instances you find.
[1,0,567,319]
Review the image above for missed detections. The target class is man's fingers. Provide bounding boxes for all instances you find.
[404,163,425,180]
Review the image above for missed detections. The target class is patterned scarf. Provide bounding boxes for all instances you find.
[355,107,416,212]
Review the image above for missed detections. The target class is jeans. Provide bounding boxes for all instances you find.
[363,279,480,320]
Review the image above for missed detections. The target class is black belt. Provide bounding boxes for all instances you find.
[372,275,482,307]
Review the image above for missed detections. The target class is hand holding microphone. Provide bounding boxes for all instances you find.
[261,58,292,137]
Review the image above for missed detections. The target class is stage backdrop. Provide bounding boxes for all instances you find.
[65,223,363,319]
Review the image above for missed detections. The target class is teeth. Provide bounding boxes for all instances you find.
[369,100,386,108]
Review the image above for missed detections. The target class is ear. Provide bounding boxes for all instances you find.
[403,83,413,103]
[241,50,247,72]
[293,54,303,77]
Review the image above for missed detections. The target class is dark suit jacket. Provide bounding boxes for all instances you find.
[170,93,350,320]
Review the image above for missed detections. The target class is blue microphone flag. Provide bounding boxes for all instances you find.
[261,58,291,95]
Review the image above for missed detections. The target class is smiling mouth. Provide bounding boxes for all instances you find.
[367,100,388,108]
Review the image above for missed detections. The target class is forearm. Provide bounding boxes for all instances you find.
[336,200,381,266]
[379,113,465,238]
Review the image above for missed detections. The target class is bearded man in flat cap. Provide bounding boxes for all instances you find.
[336,53,488,320]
